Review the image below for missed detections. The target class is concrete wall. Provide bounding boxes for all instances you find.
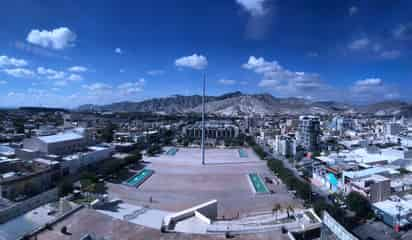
[47,138,85,155]
[81,147,114,166]
[163,200,218,231]
[23,138,46,153]
[195,200,218,220]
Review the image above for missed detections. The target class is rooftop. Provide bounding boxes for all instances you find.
[38,132,83,144]
[343,167,395,179]
[321,147,405,165]
[0,145,15,156]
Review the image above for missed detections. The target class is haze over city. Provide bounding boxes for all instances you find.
[0,1,411,107]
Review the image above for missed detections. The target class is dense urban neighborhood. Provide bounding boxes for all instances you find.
[0,98,411,239]
[1,0,412,239]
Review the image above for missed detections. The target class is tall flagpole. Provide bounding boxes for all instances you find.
[201,73,206,165]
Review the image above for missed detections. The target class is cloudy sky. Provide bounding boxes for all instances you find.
[0,0,411,108]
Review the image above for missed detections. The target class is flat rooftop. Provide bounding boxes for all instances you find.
[322,147,405,164]
[0,145,15,156]
[33,208,289,240]
[38,132,83,144]
[0,203,58,240]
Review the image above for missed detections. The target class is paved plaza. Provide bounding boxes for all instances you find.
[108,147,300,218]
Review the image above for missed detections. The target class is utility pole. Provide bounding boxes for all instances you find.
[201,73,206,165]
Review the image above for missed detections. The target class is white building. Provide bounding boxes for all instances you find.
[23,132,85,155]
[61,145,115,175]
[273,136,296,157]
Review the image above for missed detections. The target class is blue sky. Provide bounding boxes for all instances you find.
[0,0,411,108]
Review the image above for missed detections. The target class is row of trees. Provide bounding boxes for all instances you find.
[267,158,351,226]
[266,159,311,201]
[245,136,267,160]
[79,171,107,195]
[272,203,295,221]
[267,158,373,228]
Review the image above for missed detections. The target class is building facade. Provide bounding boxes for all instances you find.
[297,116,321,153]
[183,121,239,139]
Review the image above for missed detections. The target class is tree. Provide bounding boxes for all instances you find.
[125,152,142,165]
[286,205,295,218]
[58,179,74,197]
[345,191,373,219]
[93,182,108,195]
[272,203,282,220]
[102,122,116,142]
[147,144,162,156]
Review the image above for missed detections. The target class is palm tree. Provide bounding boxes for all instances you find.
[272,203,282,221]
[286,205,295,218]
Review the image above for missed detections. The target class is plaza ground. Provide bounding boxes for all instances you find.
[32,148,309,239]
[107,147,300,218]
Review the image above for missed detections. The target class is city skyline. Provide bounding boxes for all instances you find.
[0,0,412,107]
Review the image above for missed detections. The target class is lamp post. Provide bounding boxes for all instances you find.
[201,73,206,165]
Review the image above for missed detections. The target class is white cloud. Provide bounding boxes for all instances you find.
[349,6,358,16]
[243,56,327,97]
[82,83,112,91]
[175,54,208,70]
[239,80,248,85]
[115,48,123,54]
[218,79,236,85]
[306,52,319,57]
[348,38,370,50]
[36,67,83,85]
[67,74,83,81]
[0,55,28,67]
[350,78,399,102]
[79,79,145,104]
[258,79,280,88]
[380,50,401,60]
[347,38,401,60]
[372,43,382,52]
[3,68,35,78]
[117,78,145,94]
[0,80,7,84]
[354,78,383,87]
[147,69,165,76]
[393,23,412,40]
[37,67,65,80]
[54,80,68,87]
[68,66,88,73]
[26,27,76,50]
[236,0,267,16]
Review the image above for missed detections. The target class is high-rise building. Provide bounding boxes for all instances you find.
[273,135,296,158]
[384,122,404,136]
[297,115,321,153]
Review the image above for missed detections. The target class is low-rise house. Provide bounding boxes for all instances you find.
[350,174,391,203]
[0,159,60,201]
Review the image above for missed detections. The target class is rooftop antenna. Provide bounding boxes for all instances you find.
[201,73,206,165]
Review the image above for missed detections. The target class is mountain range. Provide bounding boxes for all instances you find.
[77,91,412,116]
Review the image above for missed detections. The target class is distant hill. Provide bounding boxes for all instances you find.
[19,106,69,113]
[77,92,410,116]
